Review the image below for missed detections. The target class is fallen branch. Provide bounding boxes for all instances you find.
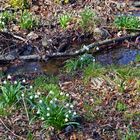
[0,33,140,61]
[0,31,26,42]
[45,32,140,57]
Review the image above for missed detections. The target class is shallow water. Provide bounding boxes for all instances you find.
[3,47,140,75]
[95,47,140,65]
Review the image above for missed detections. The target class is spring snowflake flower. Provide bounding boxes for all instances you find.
[65,114,69,118]
[73,112,76,115]
[37,91,41,95]
[83,45,89,51]
[30,96,33,99]
[65,118,68,122]
[22,79,26,83]
[3,80,7,84]
[96,47,99,51]
[68,110,72,113]
[14,81,17,84]
[30,86,33,89]
[54,98,57,101]
[47,107,50,111]
[80,57,84,61]
[37,110,40,114]
[41,117,44,120]
[70,105,74,108]
[49,90,54,94]
[93,58,95,62]
[50,100,53,104]
[60,92,64,96]
[21,94,24,97]
[47,113,50,116]
[39,100,43,103]
[7,75,11,79]
[66,103,69,107]
[35,95,39,98]
[66,94,69,97]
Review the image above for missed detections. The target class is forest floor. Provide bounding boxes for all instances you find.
[0,0,140,140]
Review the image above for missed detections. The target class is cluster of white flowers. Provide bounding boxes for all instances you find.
[83,45,89,51]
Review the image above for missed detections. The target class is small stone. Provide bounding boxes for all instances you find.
[27,32,39,40]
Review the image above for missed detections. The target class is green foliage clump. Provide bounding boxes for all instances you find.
[59,14,71,29]
[114,15,140,29]
[0,11,15,30]
[0,79,23,109]
[116,101,127,111]
[122,128,139,140]
[135,54,140,62]
[20,10,38,30]
[83,62,105,83]
[9,0,29,9]
[79,7,96,31]
[65,54,94,73]
[36,92,78,130]
[27,85,78,130]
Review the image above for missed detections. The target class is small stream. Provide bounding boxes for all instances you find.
[2,46,140,75]
[95,47,140,65]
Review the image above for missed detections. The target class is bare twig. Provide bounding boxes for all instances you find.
[22,96,30,122]
[0,118,26,140]
[0,33,140,61]
[0,31,26,42]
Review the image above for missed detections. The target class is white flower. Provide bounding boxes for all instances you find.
[60,92,64,96]
[3,80,7,84]
[66,103,69,107]
[14,81,17,84]
[35,95,39,98]
[39,100,43,103]
[73,112,76,115]
[68,110,72,113]
[47,107,50,111]
[21,94,24,97]
[30,86,33,89]
[7,75,11,79]
[93,58,95,62]
[37,110,40,114]
[49,90,54,94]
[83,45,89,51]
[75,50,79,54]
[41,117,44,120]
[22,79,26,83]
[54,98,57,101]
[65,114,69,118]
[50,100,53,104]
[37,91,41,95]
[47,113,50,116]
[96,47,99,51]
[66,94,69,97]
[70,105,74,108]
[65,118,68,122]
[80,57,83,61]
[30,96,33,99]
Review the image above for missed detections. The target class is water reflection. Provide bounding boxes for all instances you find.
[95,47,140,65]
